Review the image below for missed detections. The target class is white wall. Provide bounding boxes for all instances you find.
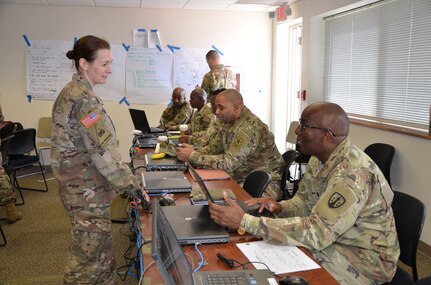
[0,4,273,162]
[290,0,431,245]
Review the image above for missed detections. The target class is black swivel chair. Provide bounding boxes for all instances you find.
[281,149,301,200]
[364,143,395,187]
[7,128,49,195]
[242,170,272,198]
[385,191,426,285]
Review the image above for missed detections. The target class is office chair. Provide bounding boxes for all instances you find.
[281,149,301,200]
[286,121,299,149]
[7,128,49,194]
[364,143,395,187]
[242,170,272,198]
[36,117,52,168]
[384,191,426,285]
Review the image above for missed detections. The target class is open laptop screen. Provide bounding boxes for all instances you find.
[151,201,194,285]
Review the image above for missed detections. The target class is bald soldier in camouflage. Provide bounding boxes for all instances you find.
[51,36,142,285]
[209,102,400,285]
[186,88,215,133]
[177,89,284,200]
[201,50,236,99]
[158,87,192,129]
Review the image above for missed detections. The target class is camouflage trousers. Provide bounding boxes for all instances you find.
[63,207,116,285]
[313,248,381,285]
[0,169,16,204]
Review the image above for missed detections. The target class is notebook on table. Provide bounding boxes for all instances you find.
[151,201,275,285]
[129,108,165,134]
[142,171,192,194]
[187,163,273,217]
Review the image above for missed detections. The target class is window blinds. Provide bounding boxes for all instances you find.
[323,0,431,131]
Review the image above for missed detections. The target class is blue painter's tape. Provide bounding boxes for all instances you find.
[211,45,224,56]
[119,97,130,106]
[73,37,77,45]
[138,28,146,32]
[167,44,181,54]
[27,95,32,103]
[151,29,158,32]
[122,43,130,52]
[22,35,31,46]
[156,45,162,52]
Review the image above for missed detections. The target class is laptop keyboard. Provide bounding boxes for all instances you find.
[205,272,247,285]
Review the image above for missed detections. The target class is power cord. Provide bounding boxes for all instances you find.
[216,252,272,271]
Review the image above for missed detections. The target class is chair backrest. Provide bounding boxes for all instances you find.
[242,170,272,198]
[286,121,299,145]
[364,143,395,186]
[37,117,52,139]
[392,191,426,281]
[281,150,301,200]
[8,128,38,156]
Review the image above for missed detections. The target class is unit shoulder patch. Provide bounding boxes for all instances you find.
[328,192,346,208]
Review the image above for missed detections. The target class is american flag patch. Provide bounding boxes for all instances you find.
[80,111,101,128]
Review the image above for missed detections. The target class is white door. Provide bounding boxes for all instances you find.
[272,18,303,152]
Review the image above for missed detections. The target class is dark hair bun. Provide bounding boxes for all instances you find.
[66,50,75,60]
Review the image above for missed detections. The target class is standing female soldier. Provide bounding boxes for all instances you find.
[51,35,141,284]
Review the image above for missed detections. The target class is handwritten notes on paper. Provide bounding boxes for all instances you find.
[25,40,211,104]
[236,241,320,274]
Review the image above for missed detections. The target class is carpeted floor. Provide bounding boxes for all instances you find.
[0,168,142,285]
[1,167,431,284]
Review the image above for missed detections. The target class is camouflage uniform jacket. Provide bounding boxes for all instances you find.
[201,64,236,97]
[51,74,140,210]
[0,152,15,203]
[158,102,192,129]
[190,120,223,147]
[240,138,399,283]
[189,106,283,184]
[187,103,215,133]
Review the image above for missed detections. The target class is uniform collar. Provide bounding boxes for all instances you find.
[72,73,93,90]
[310,137,351,178]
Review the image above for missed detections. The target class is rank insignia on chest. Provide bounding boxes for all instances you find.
[328,192,346,208]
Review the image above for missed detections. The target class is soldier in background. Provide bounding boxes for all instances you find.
[181,88,226,147]
[201,50,236,99]
[177,89,284,200]
[51,35,142,285]
[0,150,23,222]
[158,87,192,130]
[185,88,215,133]
[208,102,400,285]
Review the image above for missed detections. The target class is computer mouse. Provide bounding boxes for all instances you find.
[279,276,309,285]
[159,196,176,206]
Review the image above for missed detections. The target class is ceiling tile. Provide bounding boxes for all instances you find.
[46,0,95,6]
[227,3,275,11]
[184,0,236,10]
[0,0,48,5]
[94,0,141,8]
[140,0,188,9]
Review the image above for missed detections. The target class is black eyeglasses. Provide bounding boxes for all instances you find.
[298,118,337,137]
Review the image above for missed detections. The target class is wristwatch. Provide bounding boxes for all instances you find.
[237,226,246,235]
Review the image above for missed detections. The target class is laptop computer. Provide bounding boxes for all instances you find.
[145,153,187,171]
[143,171,192,194]
[135,136,158,148]
[151,201,275,285]
[129,108,165,134]
[187,163,273,217]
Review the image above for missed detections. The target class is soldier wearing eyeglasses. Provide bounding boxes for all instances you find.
[209,102,400,285]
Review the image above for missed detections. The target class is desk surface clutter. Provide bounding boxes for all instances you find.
[131,146,339,285]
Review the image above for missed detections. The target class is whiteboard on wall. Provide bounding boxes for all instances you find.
[173,47,208,97]
[125,47,173,105]
[25,40,216,104]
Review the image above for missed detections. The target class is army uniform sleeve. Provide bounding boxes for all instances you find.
[189,127,257,172]
[76,97,140,195]
[165,104,192,128]
[201,72,213,96]
[242,171,369,250]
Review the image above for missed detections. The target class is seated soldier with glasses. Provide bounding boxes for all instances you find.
[208,102,400,285]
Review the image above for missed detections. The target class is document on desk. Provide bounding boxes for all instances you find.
[236,241,320,274]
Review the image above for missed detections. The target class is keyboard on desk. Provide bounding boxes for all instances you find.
[204,271,247,285]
